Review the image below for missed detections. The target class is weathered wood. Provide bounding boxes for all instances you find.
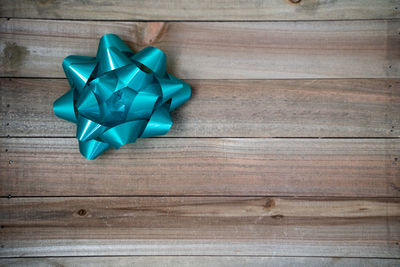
[1,257,399,267]
[2,240,399,258]
[1,0,399,263]
[1,138,399,197]
[1,78,399,138]
[1,0,399,21]
[0,197,399,257]
[1,19,399,79]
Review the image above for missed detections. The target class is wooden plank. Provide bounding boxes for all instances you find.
[1,257,399,267]
[1,0,399,21]
[1,78,400,138]
[1,138,399,197]
[0,197,399,257]
[1,19,399,79]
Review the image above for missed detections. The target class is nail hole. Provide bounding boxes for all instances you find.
[0,225,4,229]
[77,209,87,216]
[6,123,9,126]
[389,65,392,69]
[389,84,392,88]
[6,104,10,108]
[5,149,8,152]
[7,195,12,199]
[395,158,398,162]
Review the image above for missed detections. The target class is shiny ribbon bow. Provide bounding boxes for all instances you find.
[53,34,191,159]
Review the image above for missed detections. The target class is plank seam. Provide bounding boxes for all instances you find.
[1,17,400,22]
[2,196,400,199]
[0,255,399,259]
[2,77,400,81]
[1,136,400,139]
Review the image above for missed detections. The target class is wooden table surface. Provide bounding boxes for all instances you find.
[0,0,399,266]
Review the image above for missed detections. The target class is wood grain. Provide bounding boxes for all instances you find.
[1,138,399,197]
[1,0,399,263]
[1,0,399,21]
[1,257,399,267]
[1,19,399,79]
[0,197,399,257]
[1,78,400,138]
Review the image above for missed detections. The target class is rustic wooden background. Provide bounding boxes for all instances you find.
[0,0,400,266]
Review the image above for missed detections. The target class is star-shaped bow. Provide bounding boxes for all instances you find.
[53,34,191,159]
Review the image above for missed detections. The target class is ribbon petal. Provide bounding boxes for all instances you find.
[53,89,77,123]
[98,47,133,76]
[76,88,101,121]
[169,80,191,111]
[132,46,167,77]
[79,139,111,160]
[62,56,97,93]
[115,64,154,91]
[76,115,108,142]
[126,92,159,121]
[101,120,147,149]
[97,34,134,58]
[156,77,184,104]
[92,73,118,101]
[141,104,172,138]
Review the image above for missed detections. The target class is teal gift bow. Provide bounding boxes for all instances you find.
[53,34,191,160]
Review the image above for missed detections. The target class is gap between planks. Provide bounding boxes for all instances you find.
[2,195,400,199]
